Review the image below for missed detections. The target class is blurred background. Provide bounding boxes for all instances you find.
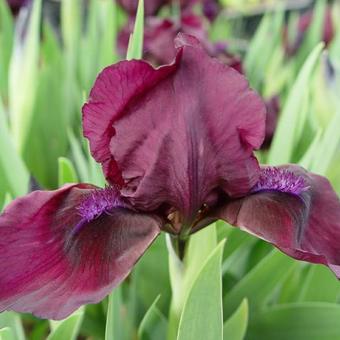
[1,0,340,339]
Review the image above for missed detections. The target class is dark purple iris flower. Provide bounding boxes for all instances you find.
[117,0,166,16]
[202,0,220,22]
[212,41,243,74]
[6,0,27,15]
[118,14,209,65]
[1,34,340,320]
[261,95,280,149]
[284,7,334,56]
[117,0,219,20]
[118,14,242,71]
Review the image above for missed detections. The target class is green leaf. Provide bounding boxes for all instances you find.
[133,234,171,315]
[223,250,297,319]
[79,0,118,90]
[177,240,225,340]
[310,106,340,175]
[221,228,255,276]
[126,0,144,60]
[86,141,106,187]
[295,0,326,67]
[299,129,322,169]
[298,265,340,302]
[223,299,248,340]
[1,193,12,212]
[0,0,13,100]
[68,130,89,182]
[61,0,81,55]
[0,98,29,197]
[248,303,340,340]
[268,43,324,164]
[9,0,41,152]
[25,57,69,187]
[48,307,84,340]
[244,8,284,89]
[277,265,306,304]
[138,296,167,340]
[167,225,217,339]
[0,328,15,340]
[105,287,122,340]
[184,225,218,287]
[61,0,82,127]
[0,312,25,340]
[58,157,78,186]
[97,0,118,69]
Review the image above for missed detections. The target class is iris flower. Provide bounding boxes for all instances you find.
[118,14,209,65]
[1,34,340,320]
[262,95,280,149]
[118,15,242,72]
[284,6,334,56]
[117,0,166,16]
[6,0,27,15]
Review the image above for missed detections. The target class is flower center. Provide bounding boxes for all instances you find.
[74,187,123,233]
[251,167,309,196]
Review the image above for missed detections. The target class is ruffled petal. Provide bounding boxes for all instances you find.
[83,33,265,224]
[216,165,340,278]
[0,184,161,319]
[82,55,178,186]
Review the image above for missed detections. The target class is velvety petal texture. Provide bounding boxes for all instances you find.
[83,33,266,226]
[216,165,340,277]
[0,184,160,319]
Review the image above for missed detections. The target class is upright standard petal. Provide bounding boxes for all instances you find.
[0,185,160,319]
[216,165,340,278]
[83,33,265,228]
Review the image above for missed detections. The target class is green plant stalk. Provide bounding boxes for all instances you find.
[166,225,218,339]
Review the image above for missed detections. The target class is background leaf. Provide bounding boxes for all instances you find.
[248,303,340,340]
[223,299,248,340]
[177,241,225,340]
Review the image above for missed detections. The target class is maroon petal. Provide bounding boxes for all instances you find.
[6,0,27,15]
[261,95,280,149]
[83,33,265,225]
[210,42,244,74]
[118,14,210,65]
[117,0,166,16]
[202,0,220,22]
[216,165,340,278]
[0,184,160,319]
[284,6,334,57]
[82,56,178,185]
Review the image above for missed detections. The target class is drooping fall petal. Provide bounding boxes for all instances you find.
[0,184,161,319]
[83,33,266,225]
[216,165,340,278]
